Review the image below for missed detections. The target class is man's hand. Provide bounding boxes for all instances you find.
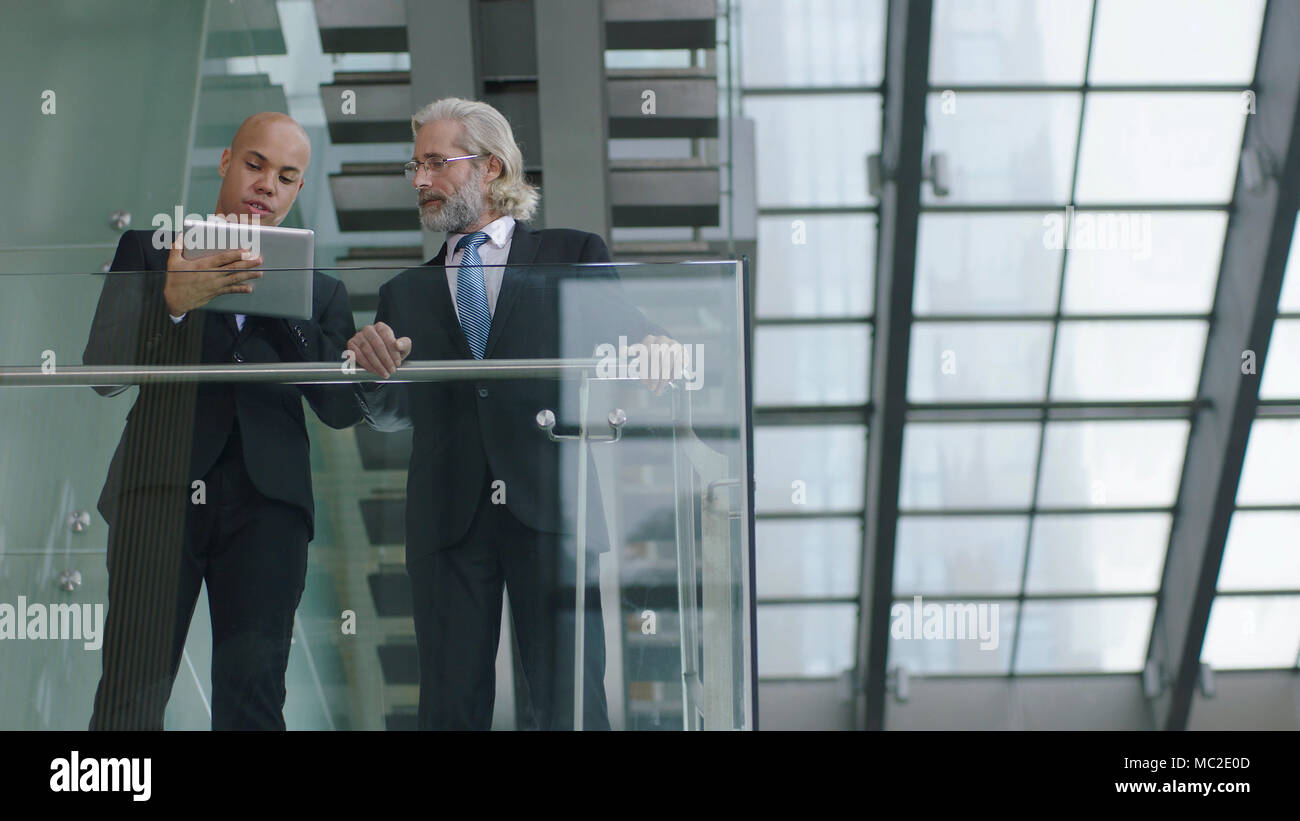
[641,334,682,396]
[348,322,412,379]
[163,236,263,316]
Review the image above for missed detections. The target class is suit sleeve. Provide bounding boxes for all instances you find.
[355,279,414,432]
[83,230,199,397]
[575,233,668,344]
[270,276,364,430]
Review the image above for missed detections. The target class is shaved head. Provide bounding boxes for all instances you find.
[215,111,312,226]
[231,112,311,166]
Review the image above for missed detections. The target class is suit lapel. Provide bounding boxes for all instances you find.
[485,224,540,358]
[427,243,472,358]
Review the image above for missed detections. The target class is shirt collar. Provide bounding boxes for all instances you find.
[448,215,515,254]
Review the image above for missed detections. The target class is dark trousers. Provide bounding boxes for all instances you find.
[406,476,610,730]
[90,427,310,730]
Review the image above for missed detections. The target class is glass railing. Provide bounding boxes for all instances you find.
[0,259,754,731]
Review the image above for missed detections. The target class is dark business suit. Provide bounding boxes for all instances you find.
[359,222,659,729]
[84,229,361,730]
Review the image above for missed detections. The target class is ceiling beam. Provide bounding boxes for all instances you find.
[854,0,933,730]
[1147,0,1300,730]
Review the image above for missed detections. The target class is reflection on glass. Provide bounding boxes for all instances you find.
[1049,320,1207,400]
[757,215,874,317]
[740,0,885,87]
[900,423,1040,510]
[745,94,881,207]
[756,519,861,599]
[894,516,1027,595]
[1260,320,1300,400]
[1076,94,1247,204]
[1219,512,1300,592]
[754,426,865,512]
[888,599,1017,675]
[1201,596,1300,670]
[1025,513,1170,594]
[915,213,1061,316]
[1037,421,1190,508]
[909,322,1052,401]
[1015,599,1155,673]
[1062,212,1225,314]
[757,603,857,676]
[923,92,1080,205]
[1089,0,1265,85]
[755,324,870,406]
[1236,420,1300,505]
[929,0,1091,85]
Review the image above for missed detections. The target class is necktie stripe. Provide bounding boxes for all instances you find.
[455,232,491,359]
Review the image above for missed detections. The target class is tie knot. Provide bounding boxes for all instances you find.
[456,231,490,252]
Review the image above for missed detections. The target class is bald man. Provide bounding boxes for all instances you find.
[84,112,361,730]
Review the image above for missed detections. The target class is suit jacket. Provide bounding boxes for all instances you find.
[358,223,661,559]
[84,229,362,540]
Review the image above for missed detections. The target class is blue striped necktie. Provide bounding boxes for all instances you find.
[455,231,491,359]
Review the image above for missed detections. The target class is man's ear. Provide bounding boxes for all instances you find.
[217,147,231,179]
[487,154,502,183]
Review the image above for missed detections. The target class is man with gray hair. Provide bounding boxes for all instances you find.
[349,97,672,730]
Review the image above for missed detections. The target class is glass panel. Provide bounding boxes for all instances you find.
[909,321,1053,401]
[0,260,755,732]
[1061,211,1226,314]
[1049,320,1208,400]
[914,213,1062,316]
[757,603,857,676]
[929,0,1091,85]
[739,0,885,88]
[755,324,870,406]
[1037,421,1190,508]
[1201,596,1300,670]
[899,423,1040,510]
[1025,513,1170,594]
[1236,420,1300,506]
[754,426,865,512]
[1075,94,1248,204]
[894,516,1027,595]
[756,519,861,599]
[757,214,875,318]
[888,598,1017,675]
[1089,0,1265,85]
[1219,512,1300,592]
[745,94,882,207]
[1260,320,1300,399]
[922,92,1080,205]
[1015,599,1156,673]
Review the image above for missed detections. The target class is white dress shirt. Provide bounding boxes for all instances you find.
[444,215,516,320]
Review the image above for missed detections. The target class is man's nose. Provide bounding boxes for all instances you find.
[256,171,277,196]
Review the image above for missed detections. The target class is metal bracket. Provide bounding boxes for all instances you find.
[535,407,627,443]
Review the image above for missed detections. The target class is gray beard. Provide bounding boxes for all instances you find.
[418,167,486,233]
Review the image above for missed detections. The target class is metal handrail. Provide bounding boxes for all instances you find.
[0,358,608,388]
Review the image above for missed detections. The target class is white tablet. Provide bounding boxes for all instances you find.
[181,219,314,320]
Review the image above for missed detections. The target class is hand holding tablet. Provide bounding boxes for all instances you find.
[179,219,315,319]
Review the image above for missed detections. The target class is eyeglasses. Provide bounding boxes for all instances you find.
[403,154,481,180]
